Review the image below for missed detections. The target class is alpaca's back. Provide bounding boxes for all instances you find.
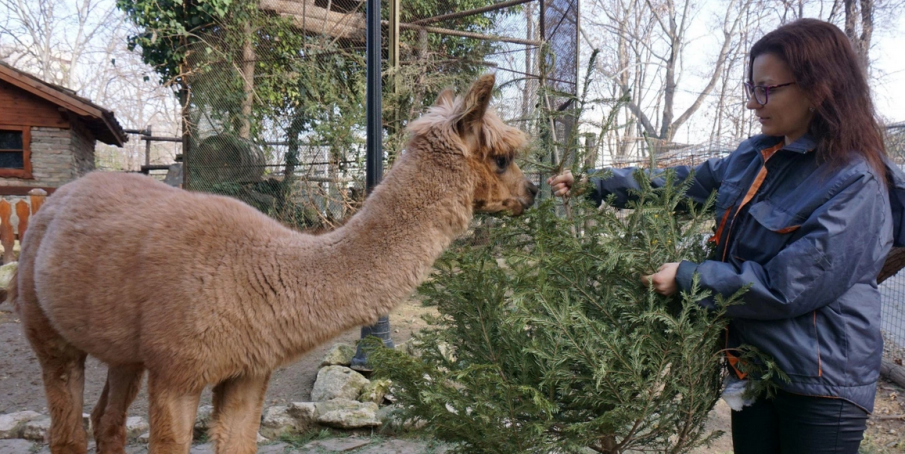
[17,172,297,367]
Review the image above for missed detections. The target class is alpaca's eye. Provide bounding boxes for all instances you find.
[495,156,510,171]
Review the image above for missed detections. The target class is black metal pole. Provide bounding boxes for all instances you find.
[365,0,383,192]
[352,0,393,372]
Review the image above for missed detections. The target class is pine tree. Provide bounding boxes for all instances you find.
[368,165,784,453]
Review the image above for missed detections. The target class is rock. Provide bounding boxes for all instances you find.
[189,443,213,454]
[359,379,392,404]
[193,405,214,437]
[259,406,301,440]
[256,432,268,444]
[0,439,35,454]
[376,405,425,433]
[301,437,371,451]
[0,411,41,439]
[320,343,356,367]
[137,432,150,443]
[257,443,291,453]
[355,439,449,454]
[310,366,369,402]
[20,417,50,442]
[315,399,380,429]
[0,262,17,290]
[125,416,148,440]
[287,402,316,428]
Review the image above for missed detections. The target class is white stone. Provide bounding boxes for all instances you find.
[314,399,380,429]
[0,262,17,291]
[310,366,370,402]
[125,416,148,439]
[0,411,40,439]
[0,439,36,453]
[358,379,392,404]
[319,343,356,367]
[286,402,316,428]
[20,417,50,442]
[258,406,301,440]
[193,405,214,437]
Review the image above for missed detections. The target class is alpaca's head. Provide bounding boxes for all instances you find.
[407,74,538,215]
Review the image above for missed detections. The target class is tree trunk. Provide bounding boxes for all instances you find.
[843,0,872,75]
[881,359,905,390]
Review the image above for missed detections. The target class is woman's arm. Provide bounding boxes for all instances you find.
[587,156,727,208]
[675,171,888,320]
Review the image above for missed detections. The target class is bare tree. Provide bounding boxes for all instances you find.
[0,0,182,170]
[584,0,756,147]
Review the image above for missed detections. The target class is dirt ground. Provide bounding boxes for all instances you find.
[1,297,903,453]
[0,298,435,416]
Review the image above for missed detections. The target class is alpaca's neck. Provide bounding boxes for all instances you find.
[275,143,474,351]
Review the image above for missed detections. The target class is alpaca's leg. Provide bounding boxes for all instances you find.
[20,302,89,454]
[209,373,271,454]
[146,373,201,454]
[91,365,144,453]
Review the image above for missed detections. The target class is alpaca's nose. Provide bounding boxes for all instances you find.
[526,180,539,198]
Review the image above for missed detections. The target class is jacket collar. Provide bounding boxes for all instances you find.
[751,133,817,154]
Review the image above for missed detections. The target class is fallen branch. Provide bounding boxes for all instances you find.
[880,359,905,390]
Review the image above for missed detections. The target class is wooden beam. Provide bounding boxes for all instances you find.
[411,0,535,26]
[259,0,543,46]
[260,0,367,40]
[396,22,543,47]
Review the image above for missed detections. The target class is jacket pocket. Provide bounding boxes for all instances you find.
[734,200,804,263]
[735,314,821,378]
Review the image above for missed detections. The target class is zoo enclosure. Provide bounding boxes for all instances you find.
[137,0,905,378]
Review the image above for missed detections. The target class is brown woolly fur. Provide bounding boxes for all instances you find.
[11,74,538,454]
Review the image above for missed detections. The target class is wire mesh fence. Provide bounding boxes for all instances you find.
[174,0,571,230]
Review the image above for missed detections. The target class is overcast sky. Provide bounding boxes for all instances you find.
[872,12,905,123]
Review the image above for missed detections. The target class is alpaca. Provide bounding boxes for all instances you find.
[10,74,537,454]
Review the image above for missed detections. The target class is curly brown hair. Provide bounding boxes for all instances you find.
[749,18,886,178]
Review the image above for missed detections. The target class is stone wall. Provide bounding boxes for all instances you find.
[0,120,97,188]
[69,119,96,177]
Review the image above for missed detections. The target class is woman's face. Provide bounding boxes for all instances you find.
[747,53,814,144]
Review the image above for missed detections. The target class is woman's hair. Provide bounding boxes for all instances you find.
[749,18,886,177]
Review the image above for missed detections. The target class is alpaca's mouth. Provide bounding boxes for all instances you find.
[503,197,533,216]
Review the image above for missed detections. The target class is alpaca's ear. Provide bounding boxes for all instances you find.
[458,74,495,131]
[434,88,455,107]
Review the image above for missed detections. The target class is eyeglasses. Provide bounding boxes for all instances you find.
[743,81,795,105]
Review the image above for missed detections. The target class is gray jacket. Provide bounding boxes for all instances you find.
[589,133,905,412]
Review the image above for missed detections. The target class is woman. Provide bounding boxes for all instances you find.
[548,19,905,454]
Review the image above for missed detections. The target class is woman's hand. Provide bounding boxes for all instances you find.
[546,170,575,198]
[641,262,680,296]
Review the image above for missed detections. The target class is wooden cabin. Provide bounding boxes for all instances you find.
[0,61,126,196]
[0,62,126,262]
